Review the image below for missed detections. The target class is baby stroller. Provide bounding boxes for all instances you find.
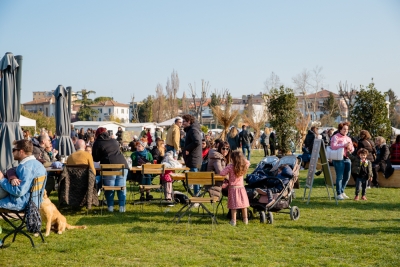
[245,156,280,185]
[246,155,301,224]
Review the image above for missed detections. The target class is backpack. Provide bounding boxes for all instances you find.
[25,200,42,233]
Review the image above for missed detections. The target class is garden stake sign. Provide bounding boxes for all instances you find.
[303,139,337,205]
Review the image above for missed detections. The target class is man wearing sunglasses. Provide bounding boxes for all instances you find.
[0,139,46,210]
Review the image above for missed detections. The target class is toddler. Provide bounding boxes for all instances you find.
[220,150,250,226]
[347,148,372,200]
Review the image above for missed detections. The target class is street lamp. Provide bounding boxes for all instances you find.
[385,95,390,119]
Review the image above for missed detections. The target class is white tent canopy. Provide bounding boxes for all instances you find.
[20,115,36,132]
[157,117,182,127]
[392,127,400,136]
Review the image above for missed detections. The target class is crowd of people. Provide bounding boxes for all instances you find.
[301,122,396,201]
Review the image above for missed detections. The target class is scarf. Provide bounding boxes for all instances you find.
[136,149,148,159]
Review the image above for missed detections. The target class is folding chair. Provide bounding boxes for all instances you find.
[0,175,47,248]
[133,164,165,209]
[174,172,219,226]
[99,164,126,215]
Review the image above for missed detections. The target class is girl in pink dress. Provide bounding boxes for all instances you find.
[220,150,250,226]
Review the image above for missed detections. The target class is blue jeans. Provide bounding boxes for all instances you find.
[190,167,200,196]
[102,168,128,208]
[332,158,351,195]
[242,144,251,160]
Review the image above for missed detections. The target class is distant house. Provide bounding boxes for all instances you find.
[22,97,55,117]
[71,121,125,137]
[296,89,348,122]
[91,100,130,123]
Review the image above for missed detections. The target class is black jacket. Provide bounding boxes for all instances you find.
[239,129,253,146]
[304,130,317,152]
[116,130,123,142]
[92,132,128,168]
[183,121,203,168]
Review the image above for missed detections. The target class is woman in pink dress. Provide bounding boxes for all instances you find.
[220,150,250,226]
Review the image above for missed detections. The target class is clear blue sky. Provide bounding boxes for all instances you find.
[1,0,399,104]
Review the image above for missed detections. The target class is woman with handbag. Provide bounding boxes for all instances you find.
[330,122,354,200]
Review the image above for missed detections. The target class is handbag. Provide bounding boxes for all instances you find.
[326,146,344,161]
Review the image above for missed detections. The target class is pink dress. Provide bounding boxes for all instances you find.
[220,162,250,209]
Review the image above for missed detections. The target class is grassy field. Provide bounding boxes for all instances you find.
[1,150,399,267]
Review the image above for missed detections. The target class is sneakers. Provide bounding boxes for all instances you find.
[107,206,114,212]
[354,195,359,201]
[342,193,350,199]
[229,220,236,226]
[243,219,248,225]
[315,170,322,176]
[336,194,345,200]
[119,206,126,213]
[361,196,367,201]
[146,194,154,201]
[193,203,200,208]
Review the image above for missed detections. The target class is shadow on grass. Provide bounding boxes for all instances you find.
[277,224,400,235]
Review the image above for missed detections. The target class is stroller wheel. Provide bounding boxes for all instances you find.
[259,211,266,223]
[247,209,254,220]
[290,206,300,220]
[266,212,273,224]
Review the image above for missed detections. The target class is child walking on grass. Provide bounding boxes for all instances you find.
[220,150,250,226]
[347,148,373,200]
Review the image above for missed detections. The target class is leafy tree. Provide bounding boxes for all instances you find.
[350,82,391,139]
[138,96,153,122]
[94,96,113,102]
[320,92,340,126]
[74,89,99,121]
[21,109,56,135]
[267,86,297,154]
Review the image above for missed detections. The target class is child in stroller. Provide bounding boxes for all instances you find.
[254,164,292,203]
[245,155,301,223]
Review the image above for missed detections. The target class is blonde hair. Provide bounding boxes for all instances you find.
[228,127,238,138]
[264,128,270,135]
[375,136,386,144]
[157,140,165,156]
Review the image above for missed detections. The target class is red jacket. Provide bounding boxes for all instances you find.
[390,143,400,164]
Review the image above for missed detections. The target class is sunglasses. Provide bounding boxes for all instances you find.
[221,147,230,151]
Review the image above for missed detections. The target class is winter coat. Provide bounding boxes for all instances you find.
[390,143,400,165]
[357,138,376,162]
[92,132,128,168]
[116,130,123,142]
[227,134,240,150]
[304,130,317,152]
[151,147,165,163]
[206,149,227,174]
[260,132,269,146]
[239,129,253,146]
[183,121,203,168]
[166,124,181,150]
[58,166,99,209]
[347,152,373,180]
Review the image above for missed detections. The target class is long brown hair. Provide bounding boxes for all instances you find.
[230,150,248,178]
[217,141,231,164]
[157,139,165,156]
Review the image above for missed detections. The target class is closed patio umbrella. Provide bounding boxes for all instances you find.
[0,52,23,171]
[53,85,75,156]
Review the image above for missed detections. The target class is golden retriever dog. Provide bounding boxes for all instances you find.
[40,190,87,236]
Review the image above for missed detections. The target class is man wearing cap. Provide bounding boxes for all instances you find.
[166,117,182,156]
[0,139,47,210]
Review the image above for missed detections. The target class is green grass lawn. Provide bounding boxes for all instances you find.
[1,150,399,267]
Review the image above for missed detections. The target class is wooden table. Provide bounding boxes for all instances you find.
[170,173,226,181]
[130,166,189,173]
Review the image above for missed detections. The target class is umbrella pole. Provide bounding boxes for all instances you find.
[67,86,72,118]
[15,55,23,118]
